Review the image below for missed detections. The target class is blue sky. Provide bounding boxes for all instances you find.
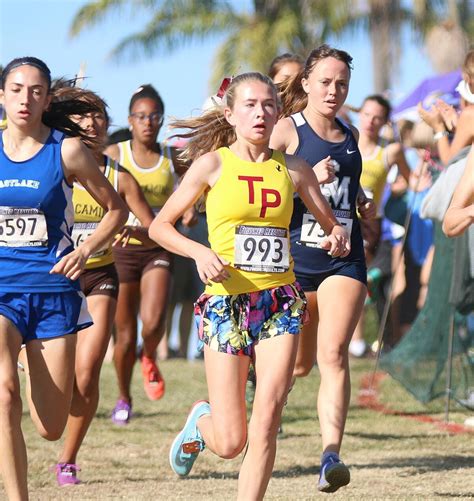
[1,0,436,134]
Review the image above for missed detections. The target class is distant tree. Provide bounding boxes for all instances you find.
[421,0,471,74]
[69,0,353,88]
[343,0,472,93]
[70,0,473,94]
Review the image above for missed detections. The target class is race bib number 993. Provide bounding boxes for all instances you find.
[234,225,289,273]
[0,207,48,247]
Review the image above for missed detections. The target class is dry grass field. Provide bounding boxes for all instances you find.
[5,357,474,500]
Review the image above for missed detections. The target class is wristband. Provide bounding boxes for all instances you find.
[433,130,449,141]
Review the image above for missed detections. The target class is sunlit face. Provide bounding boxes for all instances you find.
[0,65,51,127]
[273,61,302,84]
[224,80,278,145]
[128,97,163,144]
[359,100,388,138]
[302,57,350,117]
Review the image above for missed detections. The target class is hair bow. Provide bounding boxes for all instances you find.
[216,77,233,99]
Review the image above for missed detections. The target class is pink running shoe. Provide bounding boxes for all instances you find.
[141,355,165,400]
[55,463,81,486]
[111,398,132,425]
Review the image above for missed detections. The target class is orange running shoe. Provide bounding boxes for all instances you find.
[141,355,165,400]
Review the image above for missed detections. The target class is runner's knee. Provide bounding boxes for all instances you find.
[0,381,21,419]
[213,426,247,459]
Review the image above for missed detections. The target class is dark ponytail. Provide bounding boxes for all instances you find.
[50,85,109,148]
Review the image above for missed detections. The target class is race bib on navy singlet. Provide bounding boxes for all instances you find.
[299,210,353,248]
[0,207,48,247]
[234,225,289,273]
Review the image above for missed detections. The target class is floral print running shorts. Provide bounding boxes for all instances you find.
[194,282,307,356]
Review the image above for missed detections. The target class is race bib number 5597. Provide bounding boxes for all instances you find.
[234,225,289,273]
[0,207,48,247]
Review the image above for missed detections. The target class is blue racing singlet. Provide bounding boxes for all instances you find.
[0,129,79,292]
[289,112,365,275]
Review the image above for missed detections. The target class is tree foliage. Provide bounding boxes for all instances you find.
[70,0,473,93]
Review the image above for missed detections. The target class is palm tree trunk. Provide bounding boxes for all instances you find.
[369,0,401,94]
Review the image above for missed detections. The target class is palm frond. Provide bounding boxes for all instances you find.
[210,31,247,90]
[107,7,241,61]
[70,0,135,37]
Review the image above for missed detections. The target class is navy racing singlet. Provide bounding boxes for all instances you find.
[289,112,365,275]
[0,129,79,292]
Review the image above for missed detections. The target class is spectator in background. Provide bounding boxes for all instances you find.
[418,49,474,165]
[443,146,474,237]
[349,95,410,357]
[377,120,436,347]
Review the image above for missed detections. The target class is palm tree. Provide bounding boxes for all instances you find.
[342,0,405,94]
[421,0,471,74]
[69,0,352,88]
[70,0,472,94]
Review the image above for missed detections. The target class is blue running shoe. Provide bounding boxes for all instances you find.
[169,400,211,476]
[318,453,350,493]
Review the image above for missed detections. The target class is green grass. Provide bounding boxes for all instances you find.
[6,358,474,500]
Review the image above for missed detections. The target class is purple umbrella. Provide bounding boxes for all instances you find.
[392,69,462,122]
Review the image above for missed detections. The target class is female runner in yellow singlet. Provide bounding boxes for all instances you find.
[106,85,193,423]
[149,72,349,501]
[51,87,155,485]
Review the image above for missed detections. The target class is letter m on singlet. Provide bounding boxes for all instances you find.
[325,176,350,210]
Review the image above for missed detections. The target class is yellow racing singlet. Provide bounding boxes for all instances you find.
[205,147,296,295]
[359,140,389,212]
[118,140,175,245]
[72,156,118,269]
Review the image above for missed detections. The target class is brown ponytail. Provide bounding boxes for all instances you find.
[277,68,307,118]
[50,86,109,149]
[46,85,107,145]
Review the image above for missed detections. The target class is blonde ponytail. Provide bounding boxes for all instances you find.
[170,72,277,163]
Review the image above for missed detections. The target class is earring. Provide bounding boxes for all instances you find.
[129,125,133,131]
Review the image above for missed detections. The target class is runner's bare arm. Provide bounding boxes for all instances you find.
[115,166,156,246]
[443,148,474,237]
[52,137,128,279]
[104,143,120,162]
[149,152,229,284]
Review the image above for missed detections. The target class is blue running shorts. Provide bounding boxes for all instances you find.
[296,261,367,292]
[0,291,92,343]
